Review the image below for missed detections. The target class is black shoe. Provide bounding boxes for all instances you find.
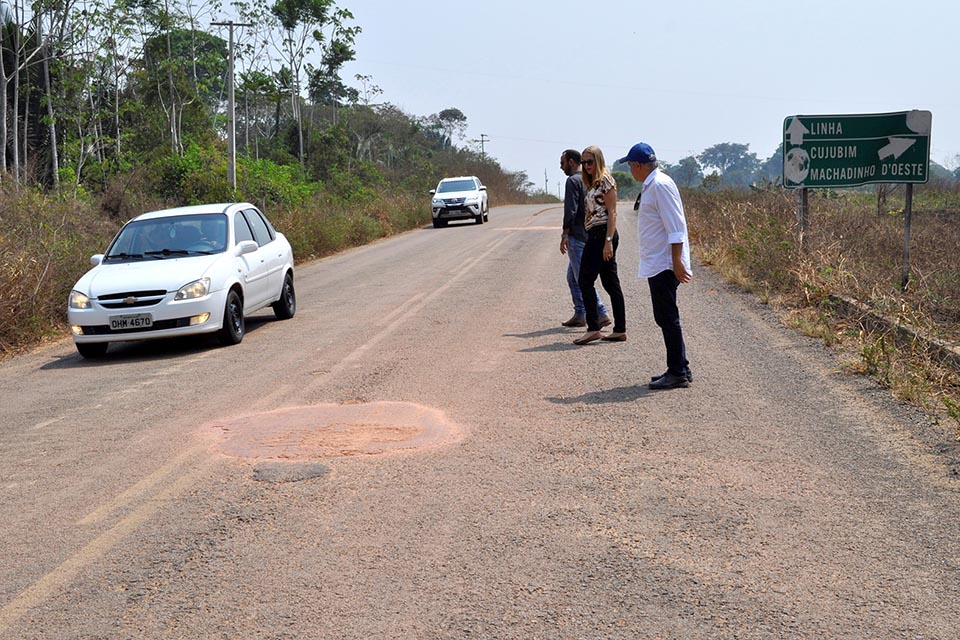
[649,373,690,390]
[562,315,586,327]
[650,369,693,383]
[598,315,612,328]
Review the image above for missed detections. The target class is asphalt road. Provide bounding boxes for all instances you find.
[2,203,959,639]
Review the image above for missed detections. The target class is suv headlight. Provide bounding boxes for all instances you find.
[175,277,210,301]
[431,198,443,206]
[69,290,92,309]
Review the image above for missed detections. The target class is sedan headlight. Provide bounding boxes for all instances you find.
[69,290,92,309]
[175,277,210,301]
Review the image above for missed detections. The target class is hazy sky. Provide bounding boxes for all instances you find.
[340,0,958,192]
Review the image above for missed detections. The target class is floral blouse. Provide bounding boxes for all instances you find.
[584,174,616,232]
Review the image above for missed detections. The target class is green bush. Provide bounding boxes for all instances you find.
[237,157,317,207]
[153,143,230,204]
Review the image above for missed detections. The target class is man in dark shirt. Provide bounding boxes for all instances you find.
[560,149,610,328]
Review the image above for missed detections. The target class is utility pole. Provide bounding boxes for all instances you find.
[212,20,253,191]
[544,169,548,194]
[480,133,489,161]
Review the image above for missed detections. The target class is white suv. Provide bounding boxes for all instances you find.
[430,176,489,227]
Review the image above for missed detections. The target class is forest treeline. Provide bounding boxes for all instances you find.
[4,0,954,204]
[0,0,536,207]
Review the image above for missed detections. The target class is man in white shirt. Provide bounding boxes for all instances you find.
[618,142,692,390]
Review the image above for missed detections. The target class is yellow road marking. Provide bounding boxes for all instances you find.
[75,443,210,526]
[29,417,64,431]
[0,460,211,634]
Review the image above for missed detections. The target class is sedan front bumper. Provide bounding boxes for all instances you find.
[68,289,229,344]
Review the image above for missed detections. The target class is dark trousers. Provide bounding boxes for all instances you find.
[648,269,688,376]
[578,230,625,332]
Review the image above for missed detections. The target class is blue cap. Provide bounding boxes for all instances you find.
[618,142,656,164]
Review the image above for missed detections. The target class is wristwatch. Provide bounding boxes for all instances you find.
[605,236,612,242]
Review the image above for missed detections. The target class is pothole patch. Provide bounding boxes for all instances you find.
[212,401,463,460]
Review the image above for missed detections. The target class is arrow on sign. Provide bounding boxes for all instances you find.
[785,117,809,145]
[878,137,916,160]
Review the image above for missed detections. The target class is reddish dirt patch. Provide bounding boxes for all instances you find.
[212,402,463,460]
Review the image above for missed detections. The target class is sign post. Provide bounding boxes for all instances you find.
[782,110,931,288]
[901,184,914,291]
[797,188,808,250]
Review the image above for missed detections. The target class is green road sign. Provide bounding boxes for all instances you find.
[782,110,931,188]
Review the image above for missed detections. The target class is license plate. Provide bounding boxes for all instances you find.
[110,314,153,331]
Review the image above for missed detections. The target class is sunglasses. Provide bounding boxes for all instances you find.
[582,159,595,166]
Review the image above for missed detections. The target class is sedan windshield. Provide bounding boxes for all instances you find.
[437,179,477,193]
[104,214,227,261]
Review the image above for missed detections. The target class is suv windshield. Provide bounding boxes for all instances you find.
[104,214,227,261]
[437,179,477,193]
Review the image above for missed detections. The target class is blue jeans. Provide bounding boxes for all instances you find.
[567,236,609,319]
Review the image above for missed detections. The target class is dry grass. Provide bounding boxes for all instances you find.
[685,185,960,434]
[0,190,118,357]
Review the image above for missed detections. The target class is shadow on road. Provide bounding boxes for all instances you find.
[546,385,652,404]
[518,342,581,353]
[40,315,274,370]
[504,327,570,339]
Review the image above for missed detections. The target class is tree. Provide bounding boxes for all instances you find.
[437,108,467,144]
[237,69,277,160]
[268,0,357,164]
[702,171,721,191]
[756,142,783,183]
[698,142,758,173]
[353,73,381,106]
[671,156,703,188]
[305,5,359,121]
[421,107,467,150]
[1,0,46,185]
[698,142,760,188]
[133,26,227,155]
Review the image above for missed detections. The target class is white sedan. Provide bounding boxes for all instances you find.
[67,203,296,358]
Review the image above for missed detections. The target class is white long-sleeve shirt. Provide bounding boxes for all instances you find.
[636,168,691,279]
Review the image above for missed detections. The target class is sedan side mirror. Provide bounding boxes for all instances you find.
[235,240,259,256]
[90,254,104,266]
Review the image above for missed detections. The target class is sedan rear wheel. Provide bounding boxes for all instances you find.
[217,289,245,345]
[272,273,296,320]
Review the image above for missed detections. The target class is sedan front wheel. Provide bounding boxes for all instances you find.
[217,289,245,345]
